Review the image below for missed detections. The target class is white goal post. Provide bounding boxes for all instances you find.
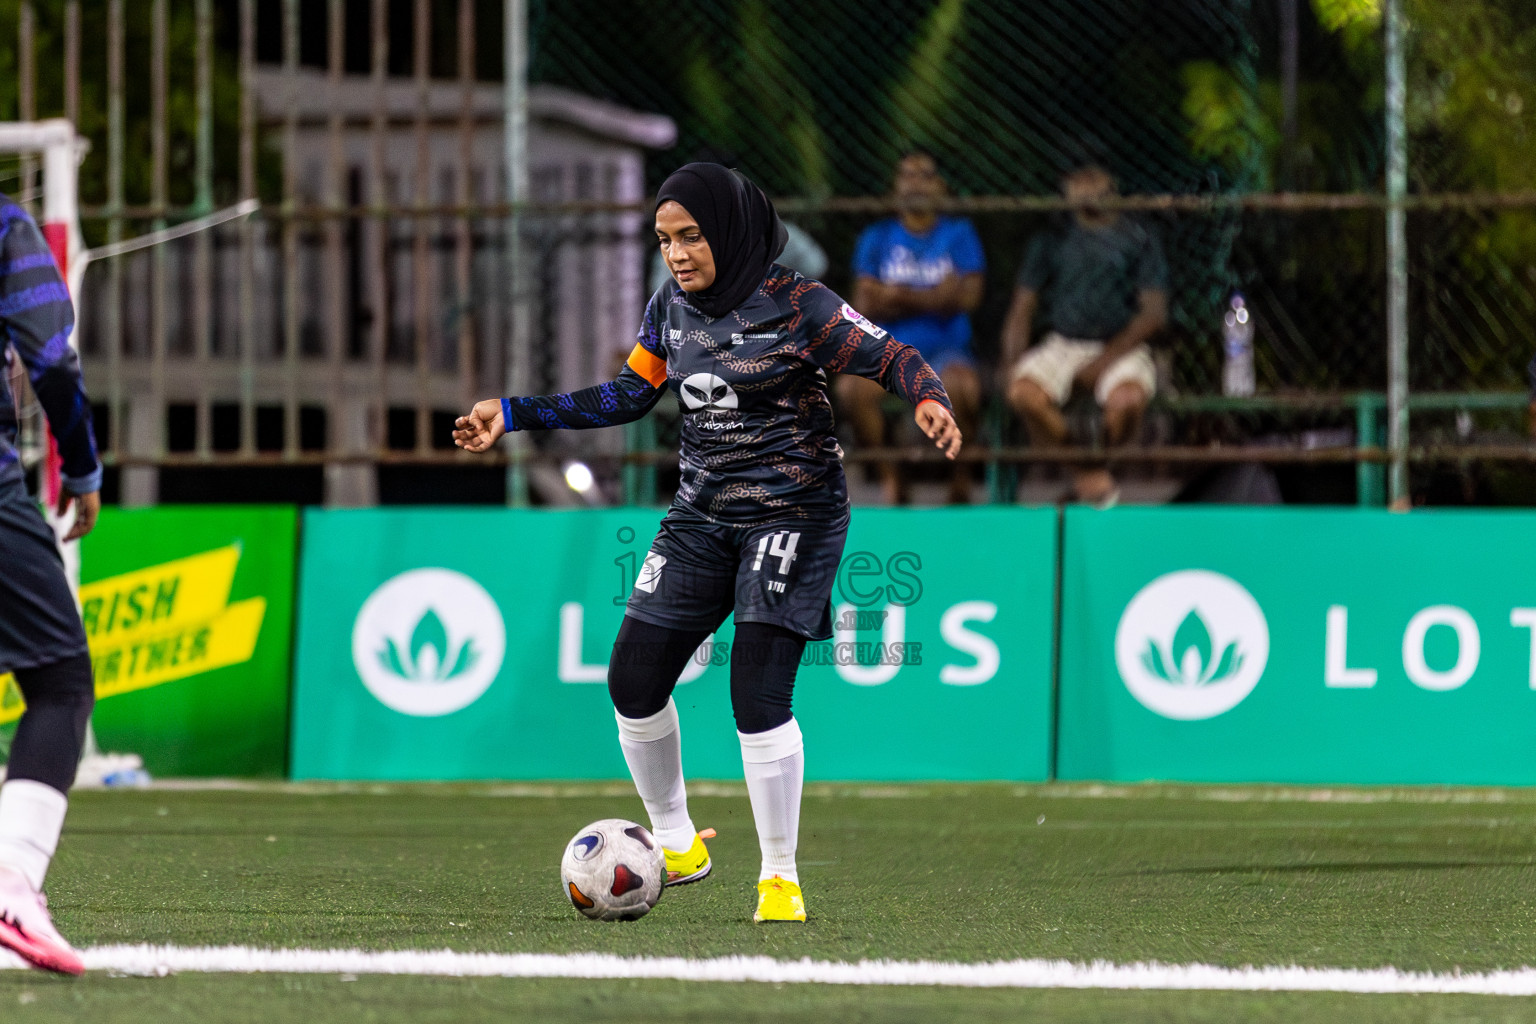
[0,118,84,293]
[0,119,86,520]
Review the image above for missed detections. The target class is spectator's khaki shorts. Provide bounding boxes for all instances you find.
[1012,332,1158,406]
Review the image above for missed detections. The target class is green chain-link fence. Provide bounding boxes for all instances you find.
[0,0,1533,505]
[533,0,1536,407]
[534,0,1259,393]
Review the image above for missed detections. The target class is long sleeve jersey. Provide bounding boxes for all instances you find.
[502,266,951,523]
[0,197,98,498]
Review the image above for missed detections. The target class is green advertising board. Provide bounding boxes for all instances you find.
[291,508,1055,781]
[1058,506,1536,785]
[1,506,297,776]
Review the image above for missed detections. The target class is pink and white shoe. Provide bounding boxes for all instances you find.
[0,866,84,975]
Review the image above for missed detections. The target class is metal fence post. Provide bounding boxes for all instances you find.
[238,0,256,462]
[1355,393,1385,506]
[504,0,530,507]
[1385,0,1409,509]
[19,2,35,197]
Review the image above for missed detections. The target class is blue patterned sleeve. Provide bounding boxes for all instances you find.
[499,294,669,432]
[501,365,665,432]
[1,203,99,492]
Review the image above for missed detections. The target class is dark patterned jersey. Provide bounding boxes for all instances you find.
[501,265,950,523]
[0,196,98,499]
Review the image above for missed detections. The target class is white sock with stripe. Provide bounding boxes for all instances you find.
[615,699,697,853]
[0,779,68,891]
[739,717,804,884]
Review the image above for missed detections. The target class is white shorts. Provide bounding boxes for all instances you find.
[1011,332,1157,407]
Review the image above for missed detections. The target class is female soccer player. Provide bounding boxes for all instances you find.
[0,194,101,974]
[454,163,960,923]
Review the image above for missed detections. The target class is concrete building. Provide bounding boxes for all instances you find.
[79,70,675,506]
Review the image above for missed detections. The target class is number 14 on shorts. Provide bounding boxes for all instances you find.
[752,531,800,593]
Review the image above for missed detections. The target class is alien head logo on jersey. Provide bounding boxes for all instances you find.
[680,372,739,411]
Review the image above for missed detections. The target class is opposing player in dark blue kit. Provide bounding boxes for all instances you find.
[455,163,960,923]
[0,195,101,974]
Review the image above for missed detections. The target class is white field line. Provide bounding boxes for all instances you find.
[4,946,1536,995]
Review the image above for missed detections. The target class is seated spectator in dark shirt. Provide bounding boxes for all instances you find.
[1001,162,1167,505]
[838,149,984,504]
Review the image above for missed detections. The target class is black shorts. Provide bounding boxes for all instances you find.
[0,485,88,674]
[625,504,850,641]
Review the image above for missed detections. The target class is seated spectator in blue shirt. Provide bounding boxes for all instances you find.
[1001,162,1167,506]
[838,149,984,504]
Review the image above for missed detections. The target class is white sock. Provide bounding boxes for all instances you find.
[0,780,68,891]
[615,699,696,853]
[739,717,804,884]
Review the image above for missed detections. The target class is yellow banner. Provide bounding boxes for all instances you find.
[0,545,265,726]
[0,675,19,726]
[79,546,241,641]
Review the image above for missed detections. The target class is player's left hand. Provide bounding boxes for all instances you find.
[58,489,99,542]
[916,401,962,460]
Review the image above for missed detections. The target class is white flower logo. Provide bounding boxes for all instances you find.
[1114,570,1269,720]
[352,569,505,717]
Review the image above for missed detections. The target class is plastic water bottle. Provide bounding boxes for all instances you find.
[1222,292,1255,397]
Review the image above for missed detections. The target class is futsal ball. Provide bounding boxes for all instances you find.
[560,818,666,921]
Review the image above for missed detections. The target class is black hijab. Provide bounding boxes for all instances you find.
[655,163,788,318]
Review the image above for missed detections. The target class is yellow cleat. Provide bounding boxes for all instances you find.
[753,875,807,923]
[664,828,715,887]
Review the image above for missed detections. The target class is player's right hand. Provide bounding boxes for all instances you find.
[58,489,100,542]
[453,399,506,453]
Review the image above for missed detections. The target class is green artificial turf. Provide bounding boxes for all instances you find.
[10,976,1536,1024]
[8,782,1536,1022]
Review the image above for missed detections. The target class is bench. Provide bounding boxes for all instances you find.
[617,390,1532,506]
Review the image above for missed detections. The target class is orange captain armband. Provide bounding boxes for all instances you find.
[626,343,668,389]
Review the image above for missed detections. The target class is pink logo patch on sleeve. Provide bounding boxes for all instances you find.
[841,303,889,339]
